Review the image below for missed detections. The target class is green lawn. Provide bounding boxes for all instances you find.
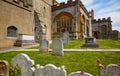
[0,51,120,76]
[97,39,120,49]
[29,39,120,49]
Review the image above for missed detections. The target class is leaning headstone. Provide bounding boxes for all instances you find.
[39,39,49,52]
[99,64,120,76]
[11,53,35,76]
[52,38,64,56]
[35,64,66,76]
[0,60,9,76]
[62,31,69,44]
[68,71,93,76]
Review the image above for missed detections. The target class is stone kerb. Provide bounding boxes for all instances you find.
[68,71,93,76]
[35,64,66,76]
[0,60,9,76]
[39,39,49,52]
[52,38,64,56]
[11,53,35,76]
[99,64,120,76]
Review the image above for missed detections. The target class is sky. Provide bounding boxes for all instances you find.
[57,0,120,31]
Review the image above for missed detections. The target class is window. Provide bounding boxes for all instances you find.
[7,26,17,37]
[101,25,107,34]
[44,7,46,12]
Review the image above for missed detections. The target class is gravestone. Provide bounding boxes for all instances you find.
[52,38,64,56]
[35,64,66,76]
[82,37,99,48]
[11,53,35,76]
[99,64,120,76]
[0,60,9,76]
[39,39,49,52]
[68,71,93,76]
[62,31,69,44]
[112,30,119,40]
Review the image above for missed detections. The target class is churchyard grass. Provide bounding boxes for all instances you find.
[0,51,120,76]
[29,39,120,49]
[97,39,120,49]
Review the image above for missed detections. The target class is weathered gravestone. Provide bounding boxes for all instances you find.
[52,38,64,56]
[11,53,35,76]
[98,64,120,76]
[35,64,66,76]
[68,71,93,76]
[112,30,119,40]
[62,31,69,44]
[39,39,49,52]
[0,60,9,76]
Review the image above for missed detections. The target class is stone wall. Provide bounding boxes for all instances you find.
[52,0,90,40]
[92,17,112,39]
[0,0,34,48]
[33,0,52,41]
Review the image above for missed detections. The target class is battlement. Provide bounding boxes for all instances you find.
[52,0,88,14]
[2,0,33,11]
[52,0,76,11]
[92,17,111,23]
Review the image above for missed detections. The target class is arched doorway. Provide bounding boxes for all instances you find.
[93,31,99,39]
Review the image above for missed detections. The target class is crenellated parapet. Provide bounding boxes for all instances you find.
[1,0,33,11]
[52,0,89,14]
[52,0,76,11]
[92,17,112,23]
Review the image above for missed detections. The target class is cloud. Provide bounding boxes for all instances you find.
[57,0,66,3]
[96,11,120,31]
[96,3,120,15]
[81,0,94,6]
[107,0,117,5]
[81,0,120,31]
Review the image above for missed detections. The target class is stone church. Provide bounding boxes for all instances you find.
[52,0,112,39]
[0,0,112,48]
[92,17,112,39]
[52,0,93,40]
[0,0,34,48]
[0,0,53,48]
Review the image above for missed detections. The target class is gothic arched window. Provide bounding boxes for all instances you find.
[7,26,17,37]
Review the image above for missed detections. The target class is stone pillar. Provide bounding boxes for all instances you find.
[89,18,92,37]
[85,21,87,36]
